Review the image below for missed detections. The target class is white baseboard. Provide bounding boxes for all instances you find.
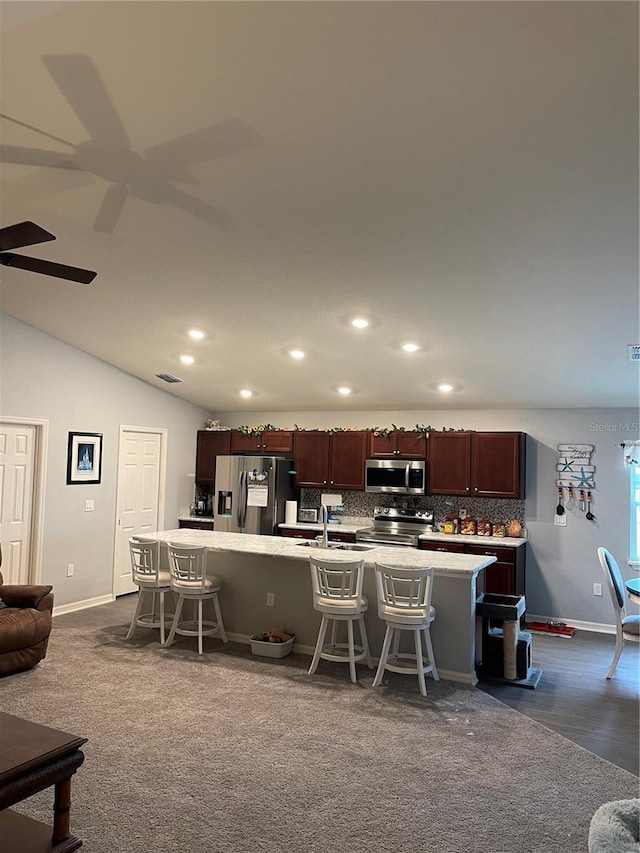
[526,614,616,635]
[53,594,114,617]
[227,632,477,683]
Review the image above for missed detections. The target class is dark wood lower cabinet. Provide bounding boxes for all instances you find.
[279,527,356,543]
[419,540,526,596]
[179,519,214,530]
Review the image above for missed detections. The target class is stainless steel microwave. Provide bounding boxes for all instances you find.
[364,459,426,495]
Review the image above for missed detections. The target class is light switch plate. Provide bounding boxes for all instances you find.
[85,499,94,512]
[554,513,567,526]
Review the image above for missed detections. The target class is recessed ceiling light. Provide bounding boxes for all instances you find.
[180,355,195,365]
[351,317,369,329]
[337,386,352,395]
[188,329,205,340]
[437,383,454,393]
[402,342,421,353]
[239,389,253,398]
[288,349,306,359]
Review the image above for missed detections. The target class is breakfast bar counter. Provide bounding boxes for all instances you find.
[140,529,496,684]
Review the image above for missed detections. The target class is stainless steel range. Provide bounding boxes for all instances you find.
[356,506,434,547]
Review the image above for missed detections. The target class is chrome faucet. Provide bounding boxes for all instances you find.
[319,504,329,549]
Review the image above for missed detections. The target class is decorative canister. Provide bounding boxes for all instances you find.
[460,517,477,535]
[508,519,523,538]
[477,518,492,536]
[493,522,506,537]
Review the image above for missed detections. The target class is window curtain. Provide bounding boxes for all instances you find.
[622,441,640,467]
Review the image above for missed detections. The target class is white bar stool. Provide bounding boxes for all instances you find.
[373,563,439,696]
[308,554,373,684]
[165,543,228,654]
[126,537,173,645]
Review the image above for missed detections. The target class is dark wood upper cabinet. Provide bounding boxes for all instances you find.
[328,431,367,490]
[293,431,367,490]
[427,432,473,496]
[471,432,525,498]
[195,430,232,485]
[230,430,293,454]
[293,431,330,488]
[428,431,525,499]
[368,431,427,459]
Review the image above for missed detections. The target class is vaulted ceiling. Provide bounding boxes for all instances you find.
[1,1,638,412]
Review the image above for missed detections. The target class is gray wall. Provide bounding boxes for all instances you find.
[215,408,640,627]
[1,314,210,607]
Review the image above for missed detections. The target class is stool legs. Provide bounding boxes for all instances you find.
[308,616,330,676]
[213,594,228,643]
[165,595,185,648]
[308,615,373,683]
[373,625,395,687]
[373,624,438,695]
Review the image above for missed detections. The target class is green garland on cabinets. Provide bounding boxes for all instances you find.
[236,424,460,436]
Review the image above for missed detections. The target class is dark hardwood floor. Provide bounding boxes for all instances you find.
[480,629,639,776]
[53,598,640,776]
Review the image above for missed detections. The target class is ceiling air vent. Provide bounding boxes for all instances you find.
[155,373,183,383]
[628,345,640,362]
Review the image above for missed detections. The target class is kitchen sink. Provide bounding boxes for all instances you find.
[332,543,375,551]
[294,540,374,551]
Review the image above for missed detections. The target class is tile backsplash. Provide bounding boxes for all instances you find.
[301,489,524,528]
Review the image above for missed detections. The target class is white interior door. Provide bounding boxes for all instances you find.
[0,424,36,583]
[113,428,164,597]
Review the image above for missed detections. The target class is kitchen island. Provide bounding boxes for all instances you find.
[140,529,496,684]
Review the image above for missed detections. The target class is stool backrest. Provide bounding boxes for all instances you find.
[374,564,435,615]
[129,537,162,586]
[309,555,365,605]
[597,547,626,623]
[167,543,209,593]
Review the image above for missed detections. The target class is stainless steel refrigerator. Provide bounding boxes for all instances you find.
[213,456,298,535]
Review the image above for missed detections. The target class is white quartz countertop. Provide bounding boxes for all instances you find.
[178,515,214,522]
[278,521,365,535]
[141,529,495,578]
[279,523,527,547]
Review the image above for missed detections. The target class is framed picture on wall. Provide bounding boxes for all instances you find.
[66,432,103,485]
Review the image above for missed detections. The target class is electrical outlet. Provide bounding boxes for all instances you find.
[67,563,74,577]
[459,508,468,520]
[554,513,567,527]
[593,583,602,596]
[266,592,275,607]
[85,499,94,512]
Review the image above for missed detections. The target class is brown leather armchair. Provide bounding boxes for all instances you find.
[0,571,54,677]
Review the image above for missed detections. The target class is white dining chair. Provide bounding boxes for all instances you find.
[373,563,439,696]
[126,537,173,645]
[165,543,228,654]
[308,554,373,684]
[597,547,640,678]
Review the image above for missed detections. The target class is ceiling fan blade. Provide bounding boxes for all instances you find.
[93,183,130,232]
[0,221,55,252]
[0,144,79,170]
[162,185,232,230]
[0,112,75,148]
[144,118,263,171]
[0,252,96,284]
[42,54,131,149]
[3,167,95,203]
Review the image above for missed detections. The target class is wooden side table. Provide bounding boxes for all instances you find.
[0,712,87,852]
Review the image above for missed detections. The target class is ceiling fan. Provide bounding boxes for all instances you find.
[0,221,97,284]
[0,54,263,233]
